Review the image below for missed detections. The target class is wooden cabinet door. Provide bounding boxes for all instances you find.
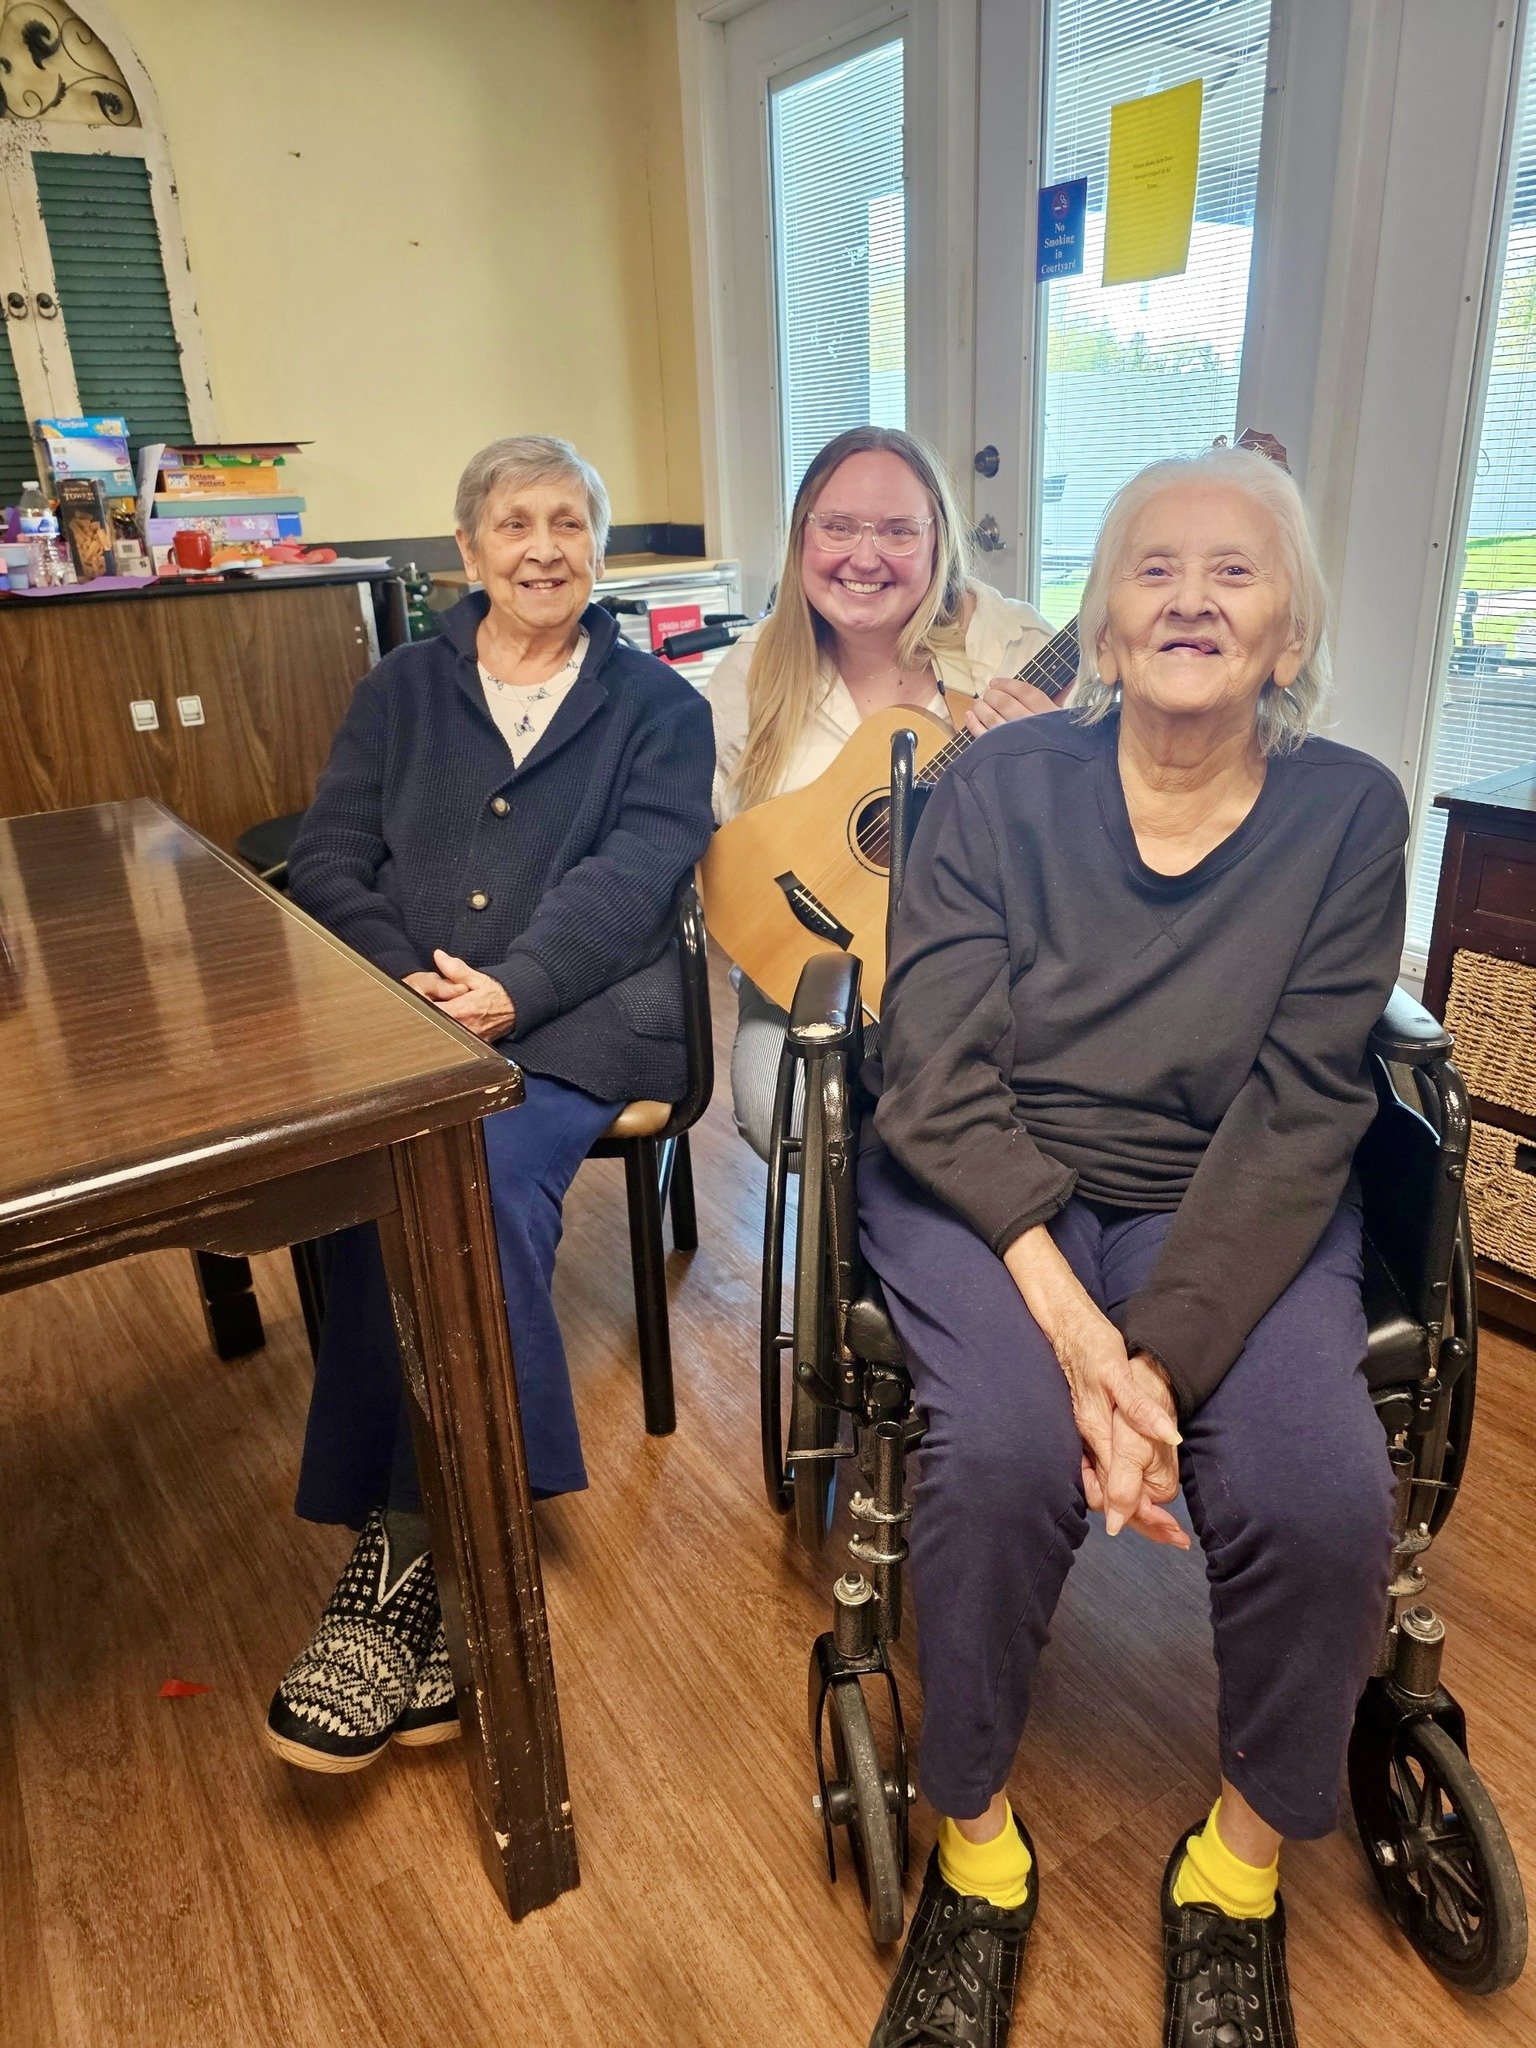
[152,583,374,848]
[0,582,374,847]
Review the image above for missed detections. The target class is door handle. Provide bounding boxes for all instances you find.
[34,292,58,318]
[5,290,26,319]
[973,514,1006,553]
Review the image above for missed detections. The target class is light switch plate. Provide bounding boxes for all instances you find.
[129,699,159,732]
[176,694,205,727]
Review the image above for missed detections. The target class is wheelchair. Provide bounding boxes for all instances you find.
[758,731,1528,1992]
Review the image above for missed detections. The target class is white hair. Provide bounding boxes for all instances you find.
[454,434,611,558]
[1068,445,1332,755]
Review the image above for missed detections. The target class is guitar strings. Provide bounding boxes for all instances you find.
[849,619,1081,864]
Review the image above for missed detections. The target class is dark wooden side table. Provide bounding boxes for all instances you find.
[1423,762,1536,1334]
[0,799,577,1918]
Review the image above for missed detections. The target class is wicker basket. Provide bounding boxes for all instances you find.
[1443,949,1536,1118]
[1465,1120,1536,1280]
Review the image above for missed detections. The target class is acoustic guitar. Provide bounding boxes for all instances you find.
[700,430,1286,1018]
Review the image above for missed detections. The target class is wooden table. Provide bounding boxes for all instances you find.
[0,799,578,1918]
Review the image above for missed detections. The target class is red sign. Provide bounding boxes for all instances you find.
[649,603,703,660]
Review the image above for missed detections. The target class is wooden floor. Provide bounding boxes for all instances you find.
[2,950,1533,2048]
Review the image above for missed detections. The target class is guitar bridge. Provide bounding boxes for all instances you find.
[775,872,853,950]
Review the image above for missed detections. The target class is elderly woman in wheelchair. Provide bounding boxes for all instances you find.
[763,445,1525,2047]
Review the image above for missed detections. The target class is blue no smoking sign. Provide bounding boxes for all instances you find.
[1036,176,1088,281]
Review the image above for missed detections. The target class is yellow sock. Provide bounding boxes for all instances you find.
[937,1803,1031,1909]
[1172,1798,1280,1920]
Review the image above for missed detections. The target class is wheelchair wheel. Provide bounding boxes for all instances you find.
[789,1380,839,1551]
[825,1679,905,1946]
[1349,1713,1527,1992]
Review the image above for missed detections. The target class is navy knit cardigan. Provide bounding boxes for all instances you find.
[287,592,716,1104]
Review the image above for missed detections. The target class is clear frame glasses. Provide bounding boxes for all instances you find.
[804,511,935,557]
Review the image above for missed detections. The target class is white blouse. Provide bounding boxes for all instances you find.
[478,629,589,768]
[709,582,1053,822]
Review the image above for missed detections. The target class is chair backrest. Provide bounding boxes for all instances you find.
[1356,1049,1469,1337]
[666,877,715,1132]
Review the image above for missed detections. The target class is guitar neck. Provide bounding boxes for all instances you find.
[920,614,1081,784]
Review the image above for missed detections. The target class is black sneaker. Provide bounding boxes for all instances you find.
[393,1624,460,1748]
[870,1817,1037,2048]
[1161,1827,1297,2048]
[265,1511,441,1773]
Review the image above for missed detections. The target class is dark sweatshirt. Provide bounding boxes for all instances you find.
[871,709,1408,1414]
[288,593,715,1104]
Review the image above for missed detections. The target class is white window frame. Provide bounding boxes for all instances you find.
[1315,0,1524,962]
[674,0,977,599]
[0,0,215,436]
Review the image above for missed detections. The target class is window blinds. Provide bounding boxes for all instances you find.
[1036,0,1273,624]
[769,35,906,513]
[1407,31,1536,956]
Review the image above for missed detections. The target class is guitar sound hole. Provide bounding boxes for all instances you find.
[850,794,893,874]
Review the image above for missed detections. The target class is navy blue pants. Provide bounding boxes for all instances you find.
[296,1074,622,1521]
[859,1143,1397,1841]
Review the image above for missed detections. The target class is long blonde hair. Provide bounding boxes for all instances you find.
[730,426,974,812]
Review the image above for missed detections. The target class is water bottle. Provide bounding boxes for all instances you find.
[16,480,64,584]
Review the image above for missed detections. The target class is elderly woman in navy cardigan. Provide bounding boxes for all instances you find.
[266,435,714,1773]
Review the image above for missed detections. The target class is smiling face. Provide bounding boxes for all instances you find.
[799,450,939,641]
[457,473,600,641]
[1097,480,1303,734]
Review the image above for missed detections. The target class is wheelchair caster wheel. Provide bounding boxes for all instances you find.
[1349,1709,1527,1992]
[820,1678,905,1946]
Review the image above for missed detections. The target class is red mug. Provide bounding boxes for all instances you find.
[172,528,213,571]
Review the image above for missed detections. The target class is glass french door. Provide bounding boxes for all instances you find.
[718,0,958,611]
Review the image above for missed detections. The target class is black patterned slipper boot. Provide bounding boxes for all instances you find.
[1162,1826,1298,2048]
[265,1511,442,1774]
[393,1625,460,1748]
[869,1816,1038,2048]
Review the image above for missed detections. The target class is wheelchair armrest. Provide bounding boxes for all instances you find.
[1369,985,1453,1068]
[788,952,863,1053]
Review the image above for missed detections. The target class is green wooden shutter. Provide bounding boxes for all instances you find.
[32,151,193,448]
[0,321,33,504]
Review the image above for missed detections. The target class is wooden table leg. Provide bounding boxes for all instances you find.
[378,1117,578,1919]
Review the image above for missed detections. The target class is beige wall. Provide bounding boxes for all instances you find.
[107,0,702,540]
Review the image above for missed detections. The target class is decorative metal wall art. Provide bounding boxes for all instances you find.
[0,1,138,126]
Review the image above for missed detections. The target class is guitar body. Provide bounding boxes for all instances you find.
[700,704,953,1018]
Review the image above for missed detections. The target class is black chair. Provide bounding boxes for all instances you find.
[200,817,713,1439]
[760,730,1528,1991]
[587,878,712,1436]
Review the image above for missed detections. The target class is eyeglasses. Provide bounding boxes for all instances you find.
[804,512,935,557]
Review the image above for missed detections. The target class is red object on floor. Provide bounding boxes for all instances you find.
[158,1679,213,1698]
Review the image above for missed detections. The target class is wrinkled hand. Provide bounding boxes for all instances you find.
[410,949,516,1043]
[403,969,461,1002]
[961,675,1059,737]
[1081,1375,1189,1549]
[1053,1311,1180,1474]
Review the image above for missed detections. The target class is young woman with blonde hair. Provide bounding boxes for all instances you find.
[710,424,1055,1156]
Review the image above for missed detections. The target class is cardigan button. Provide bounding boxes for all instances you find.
[468,890,489,911]
[491,795,510,816]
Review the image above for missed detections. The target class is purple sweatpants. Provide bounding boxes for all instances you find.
[858,1141,1396,1840]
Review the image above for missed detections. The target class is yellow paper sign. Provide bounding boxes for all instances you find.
[1102,78,1204,288]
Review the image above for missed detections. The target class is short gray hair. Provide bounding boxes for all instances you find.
[454,434,611,558]
[1069,445,1332,755]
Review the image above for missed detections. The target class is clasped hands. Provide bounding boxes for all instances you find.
[1054,1314,1190,1550]
[403,950,516,1043]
